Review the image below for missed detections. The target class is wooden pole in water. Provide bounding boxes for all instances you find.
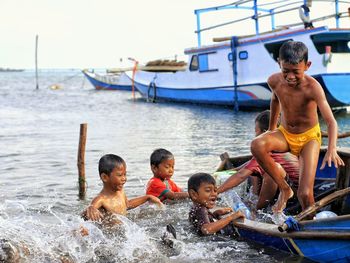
[35,35,39,90]
[78,123,87,199]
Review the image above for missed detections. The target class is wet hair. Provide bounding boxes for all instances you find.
[98,154,125,176]
[255,110,270,132]
[150,148,174,167]
[188,173,216,193]
[279,41,308,64]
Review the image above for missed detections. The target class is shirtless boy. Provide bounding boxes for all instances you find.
[251,41,344,213]
[83,154,162,222]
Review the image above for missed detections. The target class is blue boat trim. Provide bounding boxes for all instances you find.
[313,73,350,107]
[133,80,271,109]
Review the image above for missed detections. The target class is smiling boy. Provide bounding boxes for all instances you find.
[83,154,162,222]
[188,173,244,236]
[146,148,189,202]
[251,41,344,213]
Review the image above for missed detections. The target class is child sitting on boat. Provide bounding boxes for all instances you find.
[188,173,244,235]
[83,154,163,222]
[251,41,344,213]
[218,110,299,210]
[146,148,189,202]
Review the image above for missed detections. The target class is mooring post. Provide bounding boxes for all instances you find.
[78,123,87,199]
[35,35,39,90]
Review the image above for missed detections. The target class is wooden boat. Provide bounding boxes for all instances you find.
[128,0,350,110]
[216,147,350,262]
[82,69,132,91]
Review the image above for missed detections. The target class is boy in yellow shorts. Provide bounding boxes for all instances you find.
[251,41,344,213]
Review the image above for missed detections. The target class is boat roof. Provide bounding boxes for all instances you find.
[185,26,350,54]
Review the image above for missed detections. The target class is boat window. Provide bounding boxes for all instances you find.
[198,54,209,71]
[264,39,293,62]
[190,55,198,71]
[310,32,350,53]
[190,52,218,72]
[239,51,248,60]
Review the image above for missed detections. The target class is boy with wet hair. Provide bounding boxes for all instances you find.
[251,41,344,213]
[83,154,163,222]
[218,110,299,210]
[188,173,244,235]
[146,148,188,202]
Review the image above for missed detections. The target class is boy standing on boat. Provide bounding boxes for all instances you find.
[251,41,344,213]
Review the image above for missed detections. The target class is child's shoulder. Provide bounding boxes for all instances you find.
[267,72,283,86]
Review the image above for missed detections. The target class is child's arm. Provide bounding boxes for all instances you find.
[201,211,244,235]
[315,84,345,169]
[267,78,281,131]
[82,196,104,221]
[212,207,233,217]
[163,191,189,200]
[127,195,163,209]
[217,168,252,194]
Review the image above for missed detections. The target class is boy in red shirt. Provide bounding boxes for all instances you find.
[146,148,188,202]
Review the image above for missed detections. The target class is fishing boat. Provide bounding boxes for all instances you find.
[215,147,350,263]
[82,69,132,91]
[128,0,350,110]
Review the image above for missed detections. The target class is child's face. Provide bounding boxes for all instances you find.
[152,158,174,180]
[279,60,311,87]
[103,164,127,191]
[190,182,217,209]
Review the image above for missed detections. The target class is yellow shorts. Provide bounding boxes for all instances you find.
[278,124,322,156]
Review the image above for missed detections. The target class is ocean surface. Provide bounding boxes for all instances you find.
[1,70,350,263]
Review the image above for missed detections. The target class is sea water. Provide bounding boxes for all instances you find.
[2,70,349,262]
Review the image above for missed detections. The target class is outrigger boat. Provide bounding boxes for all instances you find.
[128,0,350,110]
[215,147,350,263]
[82,69,132,91]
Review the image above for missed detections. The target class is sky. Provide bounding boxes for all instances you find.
[1,0,349,69]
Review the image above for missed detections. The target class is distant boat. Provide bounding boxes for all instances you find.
[127,1,350,110]
[0,67,24,72]
[82,69,132,91]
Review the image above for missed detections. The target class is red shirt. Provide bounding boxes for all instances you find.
[146,177,182,201]
[244,152,299,187]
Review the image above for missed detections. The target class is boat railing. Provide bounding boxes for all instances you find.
[194,0,350,47]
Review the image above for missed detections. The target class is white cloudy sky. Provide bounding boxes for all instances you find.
[1,0,349,69]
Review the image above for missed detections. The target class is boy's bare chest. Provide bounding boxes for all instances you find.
[275,86,310,108]
[103,194,127,215]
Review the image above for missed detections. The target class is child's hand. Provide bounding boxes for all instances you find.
[85,206,103,222]
[320,148,345,169]
[214,207,233,216]
[231,210,245,221]
[148,195,164,209]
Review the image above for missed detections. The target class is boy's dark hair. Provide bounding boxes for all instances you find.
[279,41,308,64]
[150,148,174,166]
[98,154,125,176]
[188,173,216,193]
[255,110,270,132]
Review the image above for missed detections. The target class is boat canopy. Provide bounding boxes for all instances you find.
[310,31,350,53]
